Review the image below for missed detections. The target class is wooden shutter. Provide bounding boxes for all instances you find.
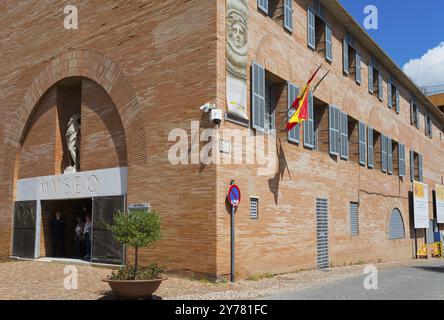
[359,121,366,166]
[325,25,333,62]
[418,154,423,182]
[368,64,374,94]
[415,105,420,129]
[356,53,361,84]
[387,82,392,109]
[343,39,349,75]
[284,0,293,32]
[410,100,415,125]
[395,89,400,114]
[368,127,374,168]
[252,61,265,131]
[381,135,388,173]
[258,0,269,14]
[387,138,393,175]
[340,111,349,160]
[288,82,300,143]
[378,73,383,101]
[307,8,316,50]
[329,105,340,155]
[410,150,415,181]
[304,91,315,149]
[399,144,406,177]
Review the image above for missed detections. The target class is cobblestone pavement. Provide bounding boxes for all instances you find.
[0,258,439,300]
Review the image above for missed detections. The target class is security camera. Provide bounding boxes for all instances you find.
[200,102,216,113]
[210,108,223,125]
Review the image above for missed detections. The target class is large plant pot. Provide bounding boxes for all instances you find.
[103,278,167,299]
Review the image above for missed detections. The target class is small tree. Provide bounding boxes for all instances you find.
[109,209,162,275]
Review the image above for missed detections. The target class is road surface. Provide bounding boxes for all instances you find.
[264,260,444,300]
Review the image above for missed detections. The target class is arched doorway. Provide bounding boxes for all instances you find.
[12,76,129,264]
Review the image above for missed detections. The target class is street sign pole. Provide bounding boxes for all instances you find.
[231,205,235,282]
[227,183,241,283]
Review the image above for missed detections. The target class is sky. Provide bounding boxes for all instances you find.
[339,0,444,88]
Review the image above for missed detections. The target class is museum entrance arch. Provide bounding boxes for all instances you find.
[10,50,145,265]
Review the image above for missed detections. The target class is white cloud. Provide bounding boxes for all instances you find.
[403,42,444,87]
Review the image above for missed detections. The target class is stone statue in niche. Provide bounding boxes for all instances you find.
[227,0,248,80]
[65,113,80,173]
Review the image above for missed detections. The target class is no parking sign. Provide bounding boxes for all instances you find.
[228,184,241,208]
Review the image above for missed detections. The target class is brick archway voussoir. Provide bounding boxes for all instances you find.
[12,49,147,166]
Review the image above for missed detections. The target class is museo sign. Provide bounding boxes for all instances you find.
[16,167,128,201]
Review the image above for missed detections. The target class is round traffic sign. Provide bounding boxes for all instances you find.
[228,185,241,207]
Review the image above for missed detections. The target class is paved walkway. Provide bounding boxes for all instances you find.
[1,258,442,300]
[264,260,444,300]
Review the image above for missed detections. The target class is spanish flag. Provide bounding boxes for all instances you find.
[287,65,322,131]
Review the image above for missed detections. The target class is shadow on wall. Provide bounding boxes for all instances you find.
[268,139,290,205]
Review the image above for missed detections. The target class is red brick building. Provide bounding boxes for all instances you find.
[0,0,443,279]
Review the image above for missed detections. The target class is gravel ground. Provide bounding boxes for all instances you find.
[0,258,435,300]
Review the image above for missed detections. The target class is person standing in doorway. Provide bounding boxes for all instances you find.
[50,212,65,257]
[74,216,84,258]
[83,215,92,260]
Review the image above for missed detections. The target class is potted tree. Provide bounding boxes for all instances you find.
[103,208,166,299]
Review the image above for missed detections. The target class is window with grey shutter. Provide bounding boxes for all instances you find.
[381,135,388,173]
[410,150,415,182]
[326,25,333,62]
[258,0,269,14]
[288,82,300,143]
[340,111,349,160]
[399,144,406,177]
[388,82,392,109]
[359,122,366,166]
[356,53,361,84]
[350,202,359,236]
[410,100,415,125]
[252,61,265,131]
[378,73,383,101]
[368,64,374,94]
[387,137,393,175]
[388,208,405,240]
[304,92,315,149]
[250,197,259,219]
[284,0,293,32]
[307,8,316,50]
[329,105,340,156]
[425,114,433,138]
[395,89,400,114]
[418,154,423,182]
[343,39,349,75]
[415,104,420,129]
[368,126,374,169]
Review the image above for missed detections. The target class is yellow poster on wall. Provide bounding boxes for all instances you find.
[436,184,444,223]
[413,181,429,229]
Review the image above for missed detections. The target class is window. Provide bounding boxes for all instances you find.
[398,143,406,178]
[410,150,423,182]
[329,105,341,156]
[388,208,405,240]
[347,117,360,165]
[425,114,433,138]
[250,197,259,219]
[343,33,361,84]
[251,61,286,134]
[388,80,400,113]
[368,59,383,101]
[350,202,359,236]
[311,95,328,152]
[410,99,420,129]
[287,82,300,143]
[367,126,374,169]
[358,122,366,166]
[258,0,293,32]
[307,1,332,62]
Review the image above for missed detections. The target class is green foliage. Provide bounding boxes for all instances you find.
[109,264,165,281]
[109,209,162,249]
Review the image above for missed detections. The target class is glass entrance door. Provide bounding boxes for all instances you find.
[12,201,37,258]
[91,196,125,264]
